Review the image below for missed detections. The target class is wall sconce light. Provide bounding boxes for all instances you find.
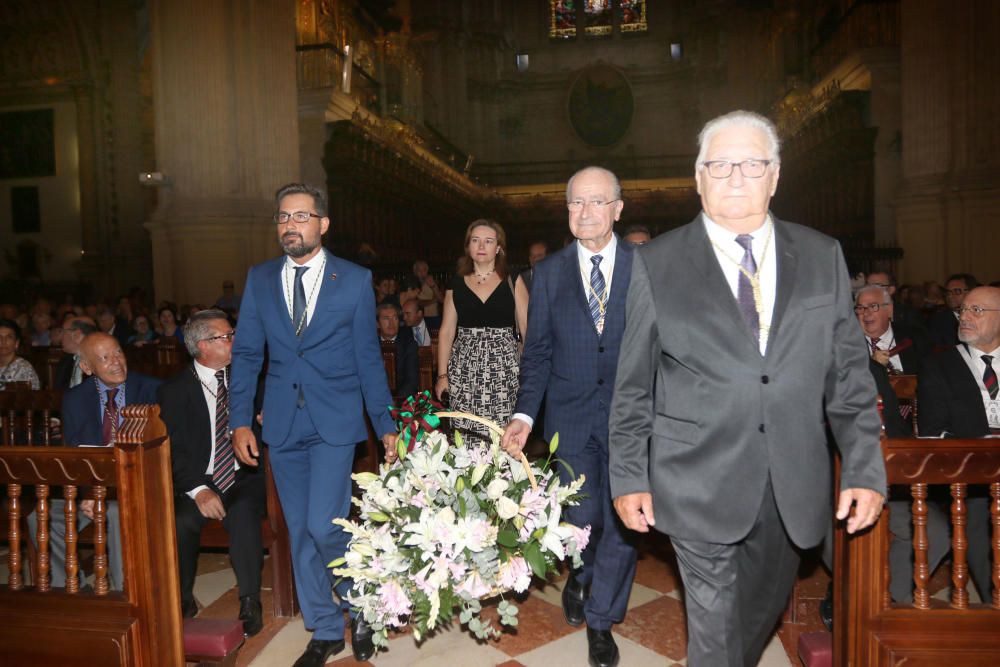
[138,171,167,186]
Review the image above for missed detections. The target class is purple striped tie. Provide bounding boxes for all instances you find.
[212,369,235,493]
[983,355,998,400]
[735,234,759,337]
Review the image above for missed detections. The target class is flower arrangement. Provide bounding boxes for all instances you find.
[329,392,590,650]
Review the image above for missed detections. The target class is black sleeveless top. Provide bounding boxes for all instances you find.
[450,274,516,328]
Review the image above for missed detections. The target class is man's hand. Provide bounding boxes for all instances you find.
[194,489,226,520]
[79,499,95,520]
[871,349,891,367]
[382,433,399,464]
[233,426,259,466]
[613,492,656,533]
[837,487,884,534]
[501,419,530,456]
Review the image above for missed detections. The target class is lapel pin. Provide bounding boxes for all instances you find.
[330,272,337,281]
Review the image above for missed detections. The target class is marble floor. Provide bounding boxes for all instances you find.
[183,532,833,667]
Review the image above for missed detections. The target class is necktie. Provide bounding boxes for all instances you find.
[70,354,83,388]
[414,326,423,346]
[102,388,119,446]
[869,337,880,354]
[292,266,309,337]
[212,369,235,493]
[735,234,759,337]
[588,255,606,332]
[983,355,998,400]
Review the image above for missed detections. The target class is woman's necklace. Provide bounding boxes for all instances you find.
[708,220,775,347]
[474,268,495,285]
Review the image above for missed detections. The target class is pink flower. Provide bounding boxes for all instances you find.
[571,524,591,552]
[378,579,412,626]
[456,570,492,599]
[498,557,532,593]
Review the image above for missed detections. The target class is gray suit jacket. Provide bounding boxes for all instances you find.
[608,214,886,549]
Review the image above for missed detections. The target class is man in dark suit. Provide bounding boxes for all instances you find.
[376,303,419,400]
[230,183,398,666]
[917,285,1000,601]
[53,315,98,389]
[158,309,265,635]
[30,332,161,591]
[609,111,886,666]
[502,166,636,667]
[855,284,929,375]
[516,240,548,294]
[927,273,978,348]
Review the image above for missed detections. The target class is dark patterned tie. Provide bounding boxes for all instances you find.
[292,266,309,337]
[869,337,880,354]
[983,355,998,400]
[735,234,759,337]
[212,369,235,493]
[101,388,119,446]
[588,255,606,330]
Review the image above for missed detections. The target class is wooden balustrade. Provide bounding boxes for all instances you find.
[834,435,1000,665]
[0,405,184,665]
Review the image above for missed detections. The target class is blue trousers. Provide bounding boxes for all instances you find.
[559,436,638,630]
[268,408,356,641]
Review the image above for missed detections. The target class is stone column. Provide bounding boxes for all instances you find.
[145,0,300,306]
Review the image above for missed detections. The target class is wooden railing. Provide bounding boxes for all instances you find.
[833,435,1000,665]
[0,405,184,666]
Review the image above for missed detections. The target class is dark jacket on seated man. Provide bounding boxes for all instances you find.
[388,324,419,400]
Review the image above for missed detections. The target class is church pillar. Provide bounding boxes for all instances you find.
[145,0,300,306]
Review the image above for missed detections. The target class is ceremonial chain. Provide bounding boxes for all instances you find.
[284,255,326,336]
[192,366,227,402]
[708,220,774,346]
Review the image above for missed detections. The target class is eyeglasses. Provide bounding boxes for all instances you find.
[947,287,970,296]
[853,303,890,314]
[567,199,620,212]
[867,282,891,288]
[204,332,235,343]
[700,159,773,179]
[957,305,1000,317]
[273,211,321,224]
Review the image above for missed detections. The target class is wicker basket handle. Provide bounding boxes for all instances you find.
[437,411,538,490]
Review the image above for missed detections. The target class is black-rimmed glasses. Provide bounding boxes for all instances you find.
[854,303,890,314]
[273,211,322,224]
[700,159,773,179]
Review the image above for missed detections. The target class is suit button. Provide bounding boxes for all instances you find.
[761,375,769,384]
[759,424,765,433]
[292,383,298,389]
[597,379,604,385]
[598,346,605,353]
[298,351,304,358]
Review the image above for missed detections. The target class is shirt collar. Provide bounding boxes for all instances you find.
[964,343,1000,360]
[194,360,226,384]
[284,249,326,271]
[96,377,124,395]
[702,212,771,246]
[576,235,618,266]
[869,323,893,342]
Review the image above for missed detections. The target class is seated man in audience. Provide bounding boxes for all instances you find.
[927,273,978,348]
[622,224,652,246]
[377,303,418,400]
[158,309,265,635]
[855,284,929,376]
[867,270,922,330]
[401,297,431,347]
[214,280,242,314]
[30,332,161,591]
[917,285,999,601]
[97,306,132,349]
[516,241,548,294]
[55,316,98,389]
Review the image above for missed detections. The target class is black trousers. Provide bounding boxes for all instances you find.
[175,468,266,606]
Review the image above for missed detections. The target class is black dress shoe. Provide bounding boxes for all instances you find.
[181,599,198,618]
[586,628,620,667]
[351,616,376,662]
[292,638,346,667]
[819,582,833,632]
[561,575,587,627]
[239,594,263,637]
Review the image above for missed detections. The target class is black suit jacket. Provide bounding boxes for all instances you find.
[926,308,959,348]
[388,326,419,400]
[890,322,930,375]
[158,365,236,496]
[918,346,991,437]
[62,372,162,446]
[53,353,76,390]
[869,359,911,438]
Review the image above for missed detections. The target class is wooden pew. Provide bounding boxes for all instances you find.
[833,434,1000,665]
[0,405,186,665]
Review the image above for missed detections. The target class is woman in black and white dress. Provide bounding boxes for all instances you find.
[435,219,529,445]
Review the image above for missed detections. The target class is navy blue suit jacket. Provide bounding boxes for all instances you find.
[515,238,634,452]
[62,373,162,446]
[231,249,396,447]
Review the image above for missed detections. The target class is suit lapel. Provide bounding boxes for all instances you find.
[767,218,797,356]
[269,257,297,339]
[184,367,212,445]
[303,249,340,343]
[561,247,593,327]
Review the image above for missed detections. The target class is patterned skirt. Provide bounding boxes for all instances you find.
[447,326,519,447]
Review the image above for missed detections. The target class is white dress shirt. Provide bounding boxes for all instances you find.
[703,213,778,355]
[188,361,239,499]
[280,251,327,328]
[512,236,619,429]
[412,319,431,347]
[870,324,903,374]
[958,343,1000,429]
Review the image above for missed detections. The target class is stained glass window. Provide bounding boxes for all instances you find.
[584,0,613,37]
[620,0,647,34]
[549,0,577,39]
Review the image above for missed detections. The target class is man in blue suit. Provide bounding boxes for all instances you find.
[30,332,161,591]
[502,166,636,667]
[230,183,398,666]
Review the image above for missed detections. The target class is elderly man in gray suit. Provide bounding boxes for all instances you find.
[608,110,887,667]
